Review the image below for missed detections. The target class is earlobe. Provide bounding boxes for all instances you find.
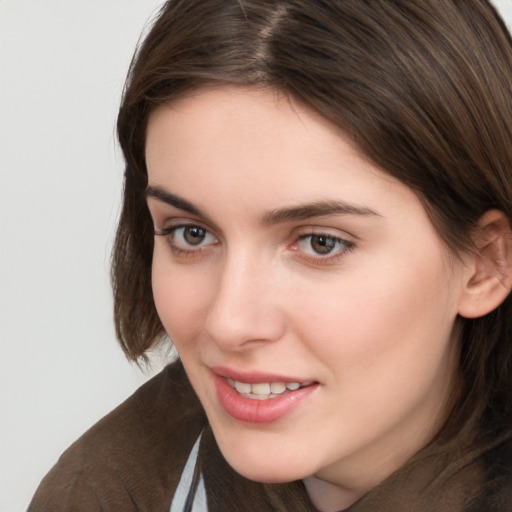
[458,210,512,319]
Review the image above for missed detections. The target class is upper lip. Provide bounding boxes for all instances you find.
[210,365,314,384]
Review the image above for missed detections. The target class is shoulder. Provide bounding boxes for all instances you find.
[28,361,206,512]
[464,431,512,512]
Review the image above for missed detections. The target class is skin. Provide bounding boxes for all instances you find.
[145,86,471,511]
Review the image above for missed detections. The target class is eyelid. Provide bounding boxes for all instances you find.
[147,199,223,238]
[293,225,356,244]
[153,216,215,236]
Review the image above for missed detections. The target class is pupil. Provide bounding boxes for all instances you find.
[311,235,335,254]
[184,226,205,245]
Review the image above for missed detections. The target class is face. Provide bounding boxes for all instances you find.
[145,86,468,504]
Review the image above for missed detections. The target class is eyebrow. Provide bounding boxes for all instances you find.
[146,185,205,217]
[146,185,380,224]
[262,200,380,224]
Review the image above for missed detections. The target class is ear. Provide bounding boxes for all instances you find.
[458,210,512,319]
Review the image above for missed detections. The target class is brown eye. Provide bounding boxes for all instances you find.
[183,226,206,245]
[310,235,337,254]
[155,224,217,254]
[296,233,354,260]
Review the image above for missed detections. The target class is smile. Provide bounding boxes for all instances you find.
[227,378,313,400]
[212,369,318,423]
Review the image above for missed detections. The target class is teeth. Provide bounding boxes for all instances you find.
[234,381,252,394]
[251,383,271,395]
[228,379,310,400]
[270,382,286,394]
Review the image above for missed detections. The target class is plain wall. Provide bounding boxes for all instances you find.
[1,1,512,511]
[0,2,166,511]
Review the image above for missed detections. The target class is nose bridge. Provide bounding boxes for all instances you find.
[204,247,284,349]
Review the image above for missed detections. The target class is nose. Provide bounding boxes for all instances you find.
[204,252,286,351]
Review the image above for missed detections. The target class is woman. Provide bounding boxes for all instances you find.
[29,0,512,510]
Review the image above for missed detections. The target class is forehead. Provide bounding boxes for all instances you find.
[145,86,352,168]
[144,86,432,232]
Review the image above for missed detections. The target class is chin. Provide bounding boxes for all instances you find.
[231,461,307,484]
[217,441,312,484]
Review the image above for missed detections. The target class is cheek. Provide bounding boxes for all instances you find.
[291,247,459,384]
[284,252,460,447]
[151,255,211,347]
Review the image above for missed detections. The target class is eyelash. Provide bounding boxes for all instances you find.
[155,224,217,257]
[154,224,355,263]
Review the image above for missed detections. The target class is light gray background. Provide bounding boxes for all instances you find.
[1,1,512,511]
[0,2,166,511]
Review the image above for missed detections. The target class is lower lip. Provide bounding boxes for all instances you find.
[212,373,317,424]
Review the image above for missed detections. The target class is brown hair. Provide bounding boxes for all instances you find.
[113,0,512,435]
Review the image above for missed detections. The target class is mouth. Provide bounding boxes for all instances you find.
[226,378,314,400]
[210,367,318,423]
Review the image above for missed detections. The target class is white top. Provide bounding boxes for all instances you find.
[170,434,208,512]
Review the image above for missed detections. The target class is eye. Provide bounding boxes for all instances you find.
[177,226,209,246]
[296,233,354,259]
[155,224,217,254]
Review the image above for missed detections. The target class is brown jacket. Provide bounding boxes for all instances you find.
[28,361,512,511]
